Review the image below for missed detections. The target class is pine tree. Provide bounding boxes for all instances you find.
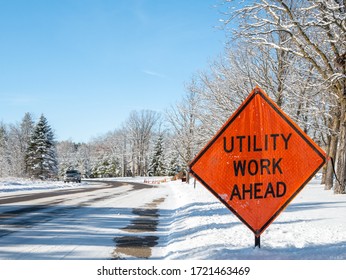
[167,151,181,176]
[25,114,58,179]
[149,135,166,176]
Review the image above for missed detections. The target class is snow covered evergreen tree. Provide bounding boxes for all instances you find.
[91,154,120,178]
[149,134,166,176]
[166,150,182,176]
[25,114,58,179]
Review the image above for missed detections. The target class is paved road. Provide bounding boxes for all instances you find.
[0,180,168,259]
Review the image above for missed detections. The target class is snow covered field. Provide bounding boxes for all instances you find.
[0,175,346,260]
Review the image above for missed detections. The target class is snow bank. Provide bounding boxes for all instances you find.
[157,177,346,260]
[0,178,87,194]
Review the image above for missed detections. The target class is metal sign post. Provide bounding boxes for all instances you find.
[255,235,261,248]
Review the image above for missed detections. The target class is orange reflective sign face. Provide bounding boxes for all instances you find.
[189,87,326,236]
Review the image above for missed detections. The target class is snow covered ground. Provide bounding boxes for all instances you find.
[0,177,88,193]
[159,176,346,260]
[0,175,346,260]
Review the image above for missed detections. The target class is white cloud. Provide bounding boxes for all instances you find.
[142,70,166,78]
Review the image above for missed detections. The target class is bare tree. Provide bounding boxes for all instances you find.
[125,110,161,176]
[166,90,202,182]
[111,128,130,177]
[0,123,10,177]
[0,113,35,178]
[56,140,79,176]
[222,0,346,193]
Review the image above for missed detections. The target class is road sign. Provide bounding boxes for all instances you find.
[189,87,326,238]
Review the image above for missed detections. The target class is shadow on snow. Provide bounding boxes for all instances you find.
[0,197,345,260]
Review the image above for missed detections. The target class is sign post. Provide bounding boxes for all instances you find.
[189,87,326,247]
[255,236,260,248]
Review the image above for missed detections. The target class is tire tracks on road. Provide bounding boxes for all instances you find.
[0,180,166,259]
[0,180,151,238]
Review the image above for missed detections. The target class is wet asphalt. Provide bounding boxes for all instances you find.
[0,180,165,259]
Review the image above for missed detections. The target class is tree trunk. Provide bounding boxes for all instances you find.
[325,114,340,190]
[334,97,346,194]
[321,137,330,185]
[186,168,190,184]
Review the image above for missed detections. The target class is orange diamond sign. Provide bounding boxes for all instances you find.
[189,87,326,237]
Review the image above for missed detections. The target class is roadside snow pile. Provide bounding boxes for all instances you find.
[159,177,346,260]
[0,178,87,193]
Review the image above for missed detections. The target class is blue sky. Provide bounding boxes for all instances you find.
[0,0,226,142]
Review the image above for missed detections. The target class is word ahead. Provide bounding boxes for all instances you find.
[230,181,286,200]
[189,87,326,237]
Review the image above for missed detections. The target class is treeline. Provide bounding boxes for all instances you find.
[0,111,184,179]
[57,110,183,179]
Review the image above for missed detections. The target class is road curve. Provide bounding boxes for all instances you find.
[0,179,168,259]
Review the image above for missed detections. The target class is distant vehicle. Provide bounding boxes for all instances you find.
[64,170,81,183]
